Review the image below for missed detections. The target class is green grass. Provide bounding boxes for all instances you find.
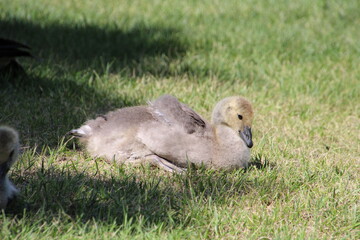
[0,0,359,239]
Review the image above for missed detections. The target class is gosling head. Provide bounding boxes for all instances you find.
[211,96,254,148]
[0,126,20,209]
[0,126,19,170]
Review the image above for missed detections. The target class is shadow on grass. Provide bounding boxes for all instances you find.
[0,18,188,76]
[4,162,273,227]
[0,16,190,147]
[6,168,179,225]
[246,154,275,171]
[0,75,139,147]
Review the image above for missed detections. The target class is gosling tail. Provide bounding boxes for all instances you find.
[68,125,93,138]
[0,38,33,77]
[0,38,32,59]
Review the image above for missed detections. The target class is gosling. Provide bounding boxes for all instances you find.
[70,95,254,172]
[0,126,20,209]
[0,38,32,76]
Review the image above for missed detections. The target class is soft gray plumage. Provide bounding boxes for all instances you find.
[0,126,20,209]
[70,95,254,172]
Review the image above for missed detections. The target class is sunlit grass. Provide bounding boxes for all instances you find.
[0,0,359,239]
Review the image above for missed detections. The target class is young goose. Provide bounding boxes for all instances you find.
[0,126,20,209]
[0,38,33,77]
[70,95,253,172]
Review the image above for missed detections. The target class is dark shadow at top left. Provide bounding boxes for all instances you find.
[0,75,139,148]
[0,17,190,147]
[0,18,188,76]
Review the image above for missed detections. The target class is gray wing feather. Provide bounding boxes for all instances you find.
[150,95,207,134]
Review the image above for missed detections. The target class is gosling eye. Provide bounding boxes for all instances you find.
[237,114,243,120]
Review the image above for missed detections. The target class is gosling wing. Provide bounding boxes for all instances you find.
[149,94,208,135]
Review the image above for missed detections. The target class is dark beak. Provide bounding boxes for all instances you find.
[0,150,13,178]
[239,126,253,148]
[0,161,9,178]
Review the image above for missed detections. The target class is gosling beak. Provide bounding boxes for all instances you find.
[0,161,9,178]
[239,126,253,148]
[0,151,13,178]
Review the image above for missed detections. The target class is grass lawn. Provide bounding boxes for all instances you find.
[0,0,359,239]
